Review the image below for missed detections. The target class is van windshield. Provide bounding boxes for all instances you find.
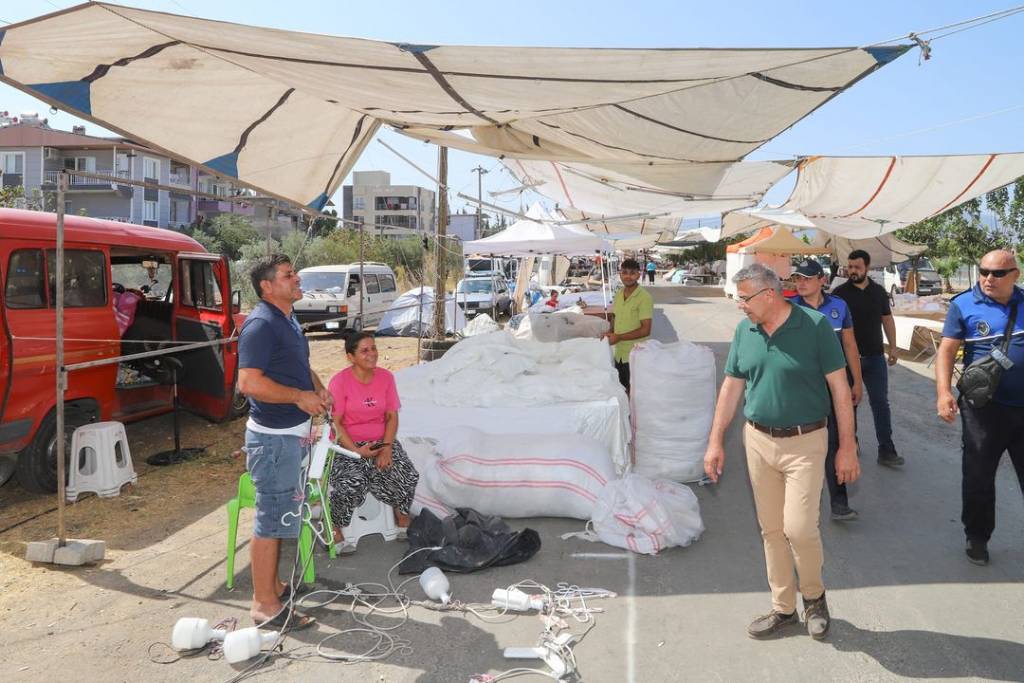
[896,258,936,274]
[458,279,494,294]
[300,272,347,292]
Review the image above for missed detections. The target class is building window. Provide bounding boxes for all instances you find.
[375,196,417,211]
[63,156,96,172]
[0,151,25,187]
[144,200,158,222]
[353,196,365,211]
[46,249,108,308]
[143,157,159,180]
[377,214,416,230]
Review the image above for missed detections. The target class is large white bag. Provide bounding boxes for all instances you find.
[567,474,703,555]
[630,340,716,482]
[428,426,616,519]
[514,311,609,342]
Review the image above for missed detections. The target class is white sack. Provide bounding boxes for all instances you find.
[570,474,703,555]
[377,287,465,336]
[516,311,609,342]
[428,426,616,520]
[630,340,716,482]
[400,437,453,519]
[462,313,501,337]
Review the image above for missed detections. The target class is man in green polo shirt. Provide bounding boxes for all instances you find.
[601,258,653,391]
[704,263,859,642]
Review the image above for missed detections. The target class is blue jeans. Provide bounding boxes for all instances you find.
[245,429,306,539]
[858,355,894,451]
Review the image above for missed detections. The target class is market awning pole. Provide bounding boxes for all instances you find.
[359,223,365,327]
[55,172,67,547]
[432,146,449,339]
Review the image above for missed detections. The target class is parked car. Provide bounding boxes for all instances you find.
[292,263,398,332]
[0,209,242,491]
[870,258,942,299]
[456,275,512,318]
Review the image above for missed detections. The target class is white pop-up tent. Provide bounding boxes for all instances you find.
[463,204,611,257]
[0,3,911,211]
[721,153,1024,239]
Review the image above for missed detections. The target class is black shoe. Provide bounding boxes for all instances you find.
[747,610,799,639]
[966,539,989,566]
[803,593,830,640]
[830,504,859,522]
[877,445,904,468]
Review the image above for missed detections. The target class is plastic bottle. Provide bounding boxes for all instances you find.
[419,566,452,605]
[172,617,227,650]
[491,588,547,612]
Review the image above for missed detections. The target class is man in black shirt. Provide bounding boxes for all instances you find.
[833,249,903,467]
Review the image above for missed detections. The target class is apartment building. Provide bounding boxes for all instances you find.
[0,112,303,235]
[342,170,435,237]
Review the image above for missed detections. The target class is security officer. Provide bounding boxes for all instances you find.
[935,249,1024,566]
[790,259,864,521]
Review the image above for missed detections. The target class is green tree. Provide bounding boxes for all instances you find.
[0,184,25,208]
[191,214,259,260]
[932,255,961,293]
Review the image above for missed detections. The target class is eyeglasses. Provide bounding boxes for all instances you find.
[737,287,770,303]
[979,267,1018,278]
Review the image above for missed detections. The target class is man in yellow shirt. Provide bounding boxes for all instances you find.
[602,258,654,391]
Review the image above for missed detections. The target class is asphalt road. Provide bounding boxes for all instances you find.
[2,288,1021,683]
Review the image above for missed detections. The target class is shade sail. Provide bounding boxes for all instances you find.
[464,204,610,256]
[812,232,927,267]
[0,2,909,210]
[503,158,796,232]
[721,153,1024,239]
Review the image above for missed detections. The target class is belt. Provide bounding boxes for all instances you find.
[747,419,827,438]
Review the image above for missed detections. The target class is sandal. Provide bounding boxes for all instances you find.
[257,606,316,632]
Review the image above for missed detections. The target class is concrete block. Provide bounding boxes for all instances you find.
[27,538,105,565]
[25,539,58,563]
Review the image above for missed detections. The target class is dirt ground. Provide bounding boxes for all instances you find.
[0,334,421,607]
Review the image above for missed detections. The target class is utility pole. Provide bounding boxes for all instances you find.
[471,165,489,239]
[432,147,449,338]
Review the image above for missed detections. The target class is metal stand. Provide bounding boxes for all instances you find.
[147,362,205,466]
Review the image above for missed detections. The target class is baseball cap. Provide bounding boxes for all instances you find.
[792,259,825,278]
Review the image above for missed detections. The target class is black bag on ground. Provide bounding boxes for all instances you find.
[398,507,541,574]
[956,302,1018,409]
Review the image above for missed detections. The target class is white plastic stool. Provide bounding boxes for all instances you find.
[66,421,137,502]
[341,493,398,549]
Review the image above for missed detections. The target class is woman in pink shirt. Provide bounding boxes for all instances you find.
[327,332,419,547]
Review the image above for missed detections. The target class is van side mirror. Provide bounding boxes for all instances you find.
[231,289,241,314]
[348,286,358,297]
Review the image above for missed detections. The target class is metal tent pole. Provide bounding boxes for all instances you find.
[432,147,449,339]
[359,223,365,328]
[55,172,67,546]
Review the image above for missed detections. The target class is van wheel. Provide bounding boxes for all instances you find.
[0,455,16,488]
[16,410,91,494]
[349,317,363,334]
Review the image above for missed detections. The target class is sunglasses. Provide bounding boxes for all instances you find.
[737,287,770,303]
[979,267,1019,278]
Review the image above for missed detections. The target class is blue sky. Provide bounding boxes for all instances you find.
[2,1,1022,220]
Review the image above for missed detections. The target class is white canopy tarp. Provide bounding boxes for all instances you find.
[812,232,927,267]
[0,3,909,210]
[721,153,1024,239]
[463,203,610,256]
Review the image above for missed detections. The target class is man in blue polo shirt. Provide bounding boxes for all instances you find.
[238,254,331,628]
[935,249,1024,566]
[790,259,864,521]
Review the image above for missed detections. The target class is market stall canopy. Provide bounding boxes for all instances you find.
[721,153,1024,239]
[728,226,829,255]
[501,158,796,235]
[0,2,910,210]
[812,232,927,267]
[464,204,610,256]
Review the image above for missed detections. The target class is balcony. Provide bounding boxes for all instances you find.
[197,198,255,216]
[44,169,130,190]
[169,171,192,187]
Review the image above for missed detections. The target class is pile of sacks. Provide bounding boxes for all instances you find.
[404,426,704,556]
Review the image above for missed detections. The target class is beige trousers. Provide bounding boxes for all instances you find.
[743,423,828,614]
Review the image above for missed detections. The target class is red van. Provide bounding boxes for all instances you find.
[0,209,245,492]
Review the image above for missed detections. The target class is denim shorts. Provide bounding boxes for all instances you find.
[244,429,306,539]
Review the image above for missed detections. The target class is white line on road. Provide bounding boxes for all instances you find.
[572,551,637,683]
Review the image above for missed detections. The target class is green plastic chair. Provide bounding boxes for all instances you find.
[225,457,337,589]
